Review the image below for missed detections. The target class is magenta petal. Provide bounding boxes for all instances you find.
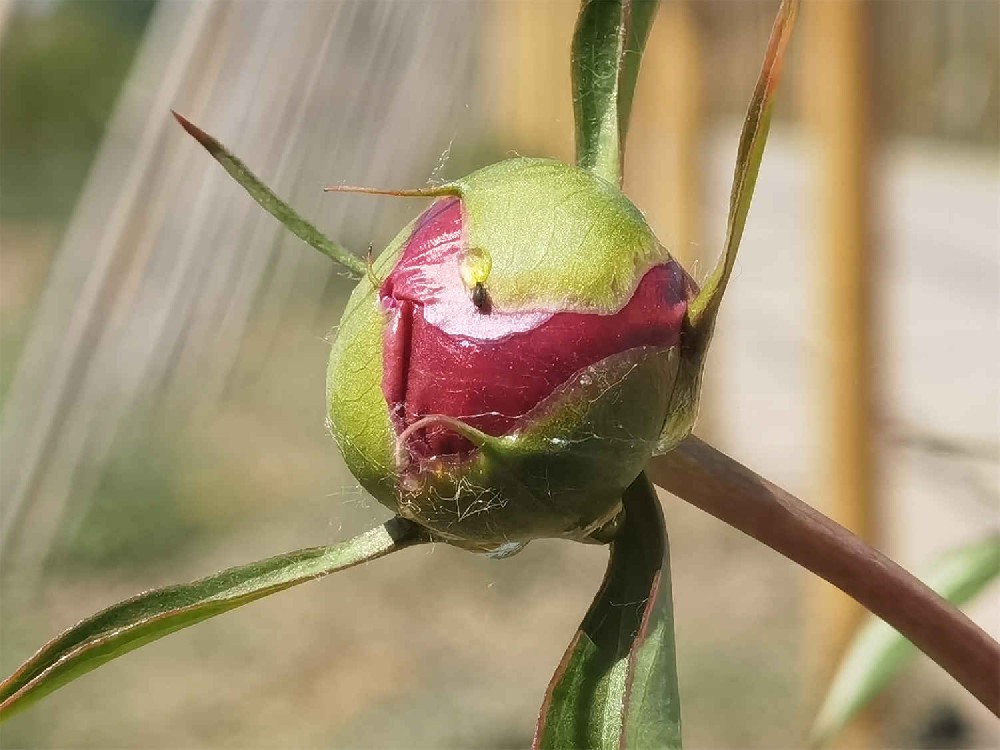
[380,198,693,458]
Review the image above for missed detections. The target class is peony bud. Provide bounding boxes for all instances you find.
[327,158,701,552]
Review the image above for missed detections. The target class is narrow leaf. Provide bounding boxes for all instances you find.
[687,0,799,332]
[812,535,1000,747]
[0,517,426,721]
[172,111,366,278]
[572,0,660,185]
[533,472,682,749]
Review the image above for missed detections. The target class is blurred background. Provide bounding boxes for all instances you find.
[0,1,997,747]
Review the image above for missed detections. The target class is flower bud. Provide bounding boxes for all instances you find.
[327,158,699,552]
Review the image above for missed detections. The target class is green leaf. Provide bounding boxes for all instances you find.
[0,517,427,721]
[533,472,682,749]
[571,0,660,185]
[687,0,799,333]
[812,535,1000,747]
[172,111,366,278]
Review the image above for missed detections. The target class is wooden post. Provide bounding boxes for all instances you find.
[626,0,703,270]
[490,2,575,165]
[802,0,879,743]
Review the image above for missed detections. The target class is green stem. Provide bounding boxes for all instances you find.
[571,0,659,185]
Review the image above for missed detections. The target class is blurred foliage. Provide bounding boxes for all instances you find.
[49,425,201,572]
[812,536,1000,747]
[1,1,168,572]
[0,0,155,224]
[693,0,999,146]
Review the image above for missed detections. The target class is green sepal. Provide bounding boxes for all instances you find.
[329,158,674,317]
[452,158,671,313]
[686,0,798,338]
[388,345,679,550]
[325,222,408,503]
[648,0,799,452]
[654,354,703,455]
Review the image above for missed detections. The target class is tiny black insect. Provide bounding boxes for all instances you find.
[472,281,489,311]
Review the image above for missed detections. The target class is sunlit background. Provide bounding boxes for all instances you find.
[1,1,997,748]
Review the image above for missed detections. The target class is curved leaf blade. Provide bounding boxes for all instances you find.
[533,472,682,749]
[172,111,366,278]
[812,535,1000,746]
[572,0,660,185]
[687,0,799,332]
[0,517,426,721]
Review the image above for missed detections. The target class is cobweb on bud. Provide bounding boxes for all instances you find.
[428,135,457,185]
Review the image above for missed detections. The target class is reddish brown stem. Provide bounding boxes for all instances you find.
[647,435,1000,716]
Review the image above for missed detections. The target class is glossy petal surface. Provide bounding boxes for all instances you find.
[380,197,692,457]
